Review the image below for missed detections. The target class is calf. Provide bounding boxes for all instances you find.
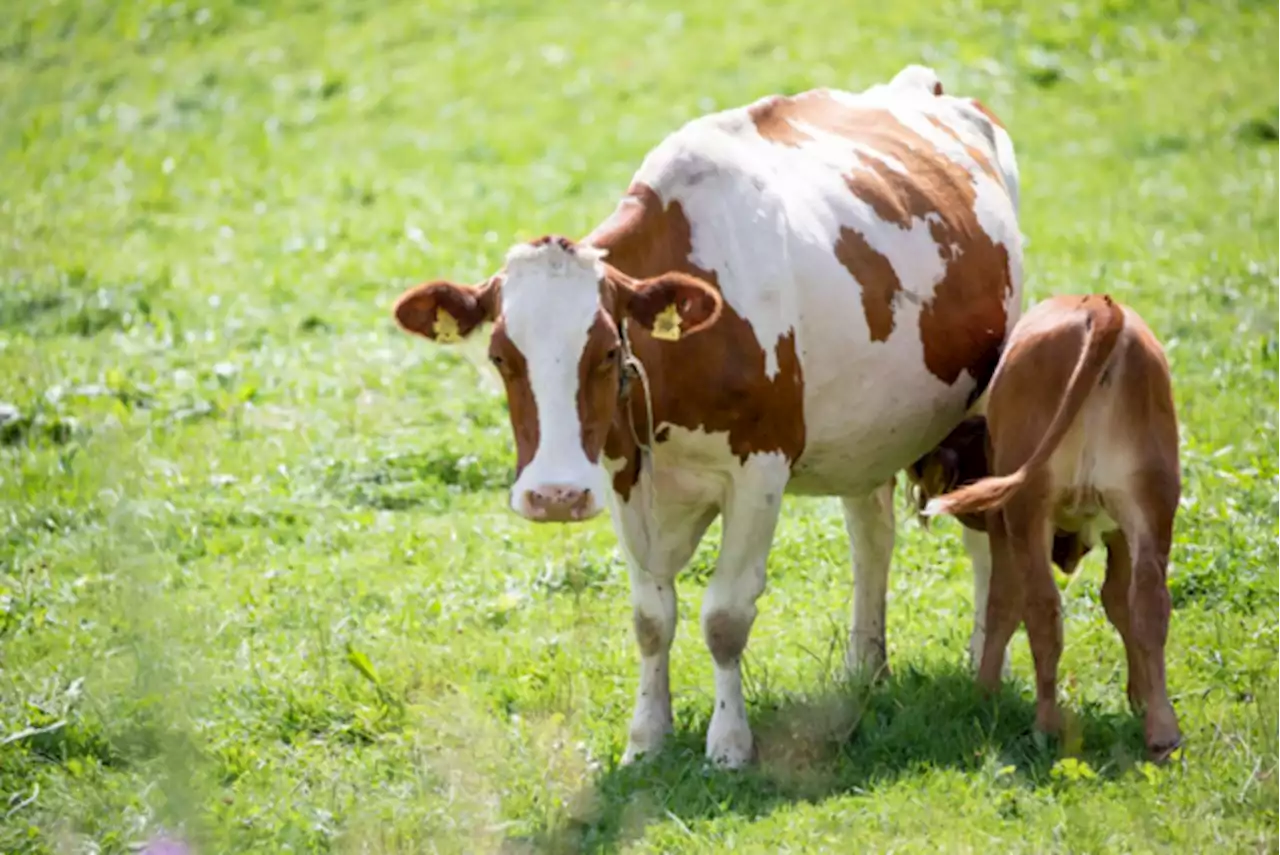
[905,416,1092,671]
[923,295,1181,759]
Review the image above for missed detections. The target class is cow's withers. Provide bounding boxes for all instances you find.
[394,237,721,522]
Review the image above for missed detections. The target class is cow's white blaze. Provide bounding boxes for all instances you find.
[501,241,610,520]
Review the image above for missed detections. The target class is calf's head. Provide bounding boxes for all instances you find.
[393,236,722,522]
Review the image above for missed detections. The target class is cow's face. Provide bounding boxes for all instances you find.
[394,237,722,522]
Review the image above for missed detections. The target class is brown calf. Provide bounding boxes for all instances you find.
[924,294,1182,760]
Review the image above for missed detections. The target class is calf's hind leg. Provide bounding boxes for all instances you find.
[1003,484,1063,736]
[1100,532,1147,715]
[1117,471,1182,759]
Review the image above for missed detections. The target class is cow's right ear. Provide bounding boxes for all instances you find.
[393,277,500,342]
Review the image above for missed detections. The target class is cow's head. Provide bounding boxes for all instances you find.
[394,236,722,522]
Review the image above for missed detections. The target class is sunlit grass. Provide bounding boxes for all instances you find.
[0,0,1276,851]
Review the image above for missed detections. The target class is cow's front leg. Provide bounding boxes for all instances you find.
[702,457,789,768]
[611,476,719,765]
[842,482,895,678]
[623,561,677,764]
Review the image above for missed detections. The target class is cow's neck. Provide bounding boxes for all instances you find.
[586,184,713,502]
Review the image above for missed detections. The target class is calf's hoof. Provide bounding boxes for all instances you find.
[1144,706,1182,763]
[1034,701,1063,736]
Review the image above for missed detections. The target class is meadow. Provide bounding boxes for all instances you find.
[0,0,1276,851]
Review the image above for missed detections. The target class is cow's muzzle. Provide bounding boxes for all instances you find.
[519,484,600,522]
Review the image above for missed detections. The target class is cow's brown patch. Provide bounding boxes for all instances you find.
[746,94,820,148]
[704,610,753,666]
[487,324,540,477]
[750,93,1011,387]
[833,226,901,341]
[576,311,623,464]
[633,612,664,656]
[918,230,1011,385]
[588,182,806,500]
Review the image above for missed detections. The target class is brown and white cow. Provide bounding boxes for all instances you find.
[924,295,1182,759]
[394,65,1024,767]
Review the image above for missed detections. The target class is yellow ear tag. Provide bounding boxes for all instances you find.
[650,303,683,342]
[433,308,462,343]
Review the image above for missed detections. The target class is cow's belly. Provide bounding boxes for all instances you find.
[783,237,1004,498]
[787,356,974,497]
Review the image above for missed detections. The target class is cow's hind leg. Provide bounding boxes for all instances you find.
[962,525,1011,679]
[978,509,1023,691]
[702,455,790,768]
[841,481,896,678]
[613,487,719,765]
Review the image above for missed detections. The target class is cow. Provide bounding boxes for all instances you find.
[393,64,1024,767]
[924,295,1182,760]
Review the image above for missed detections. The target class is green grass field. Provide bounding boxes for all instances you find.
[1,0,1277,851]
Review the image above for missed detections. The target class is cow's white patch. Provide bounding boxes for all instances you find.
[502,241,609,517]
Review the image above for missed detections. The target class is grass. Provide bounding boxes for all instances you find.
[0,0,1276,851]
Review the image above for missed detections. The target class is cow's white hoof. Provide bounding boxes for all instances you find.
[844,634,889,682]
[622,717,671,765]
[706,716,753,769]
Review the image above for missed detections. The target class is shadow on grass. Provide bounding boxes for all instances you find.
[507,665,1147,854]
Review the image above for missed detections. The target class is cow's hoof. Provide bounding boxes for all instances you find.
[706,727,754,770]
[844,640,890,684]
[622,718,672,766]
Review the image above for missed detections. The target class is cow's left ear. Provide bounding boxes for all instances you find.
[623,272,723,342]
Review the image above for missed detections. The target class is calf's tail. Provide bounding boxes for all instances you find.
[923,295,1125,518]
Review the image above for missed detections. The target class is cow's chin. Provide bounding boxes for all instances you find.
[509,464,608,523]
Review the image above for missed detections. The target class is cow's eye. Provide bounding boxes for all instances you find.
[599,347,619,370]
[489,354,505,369]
